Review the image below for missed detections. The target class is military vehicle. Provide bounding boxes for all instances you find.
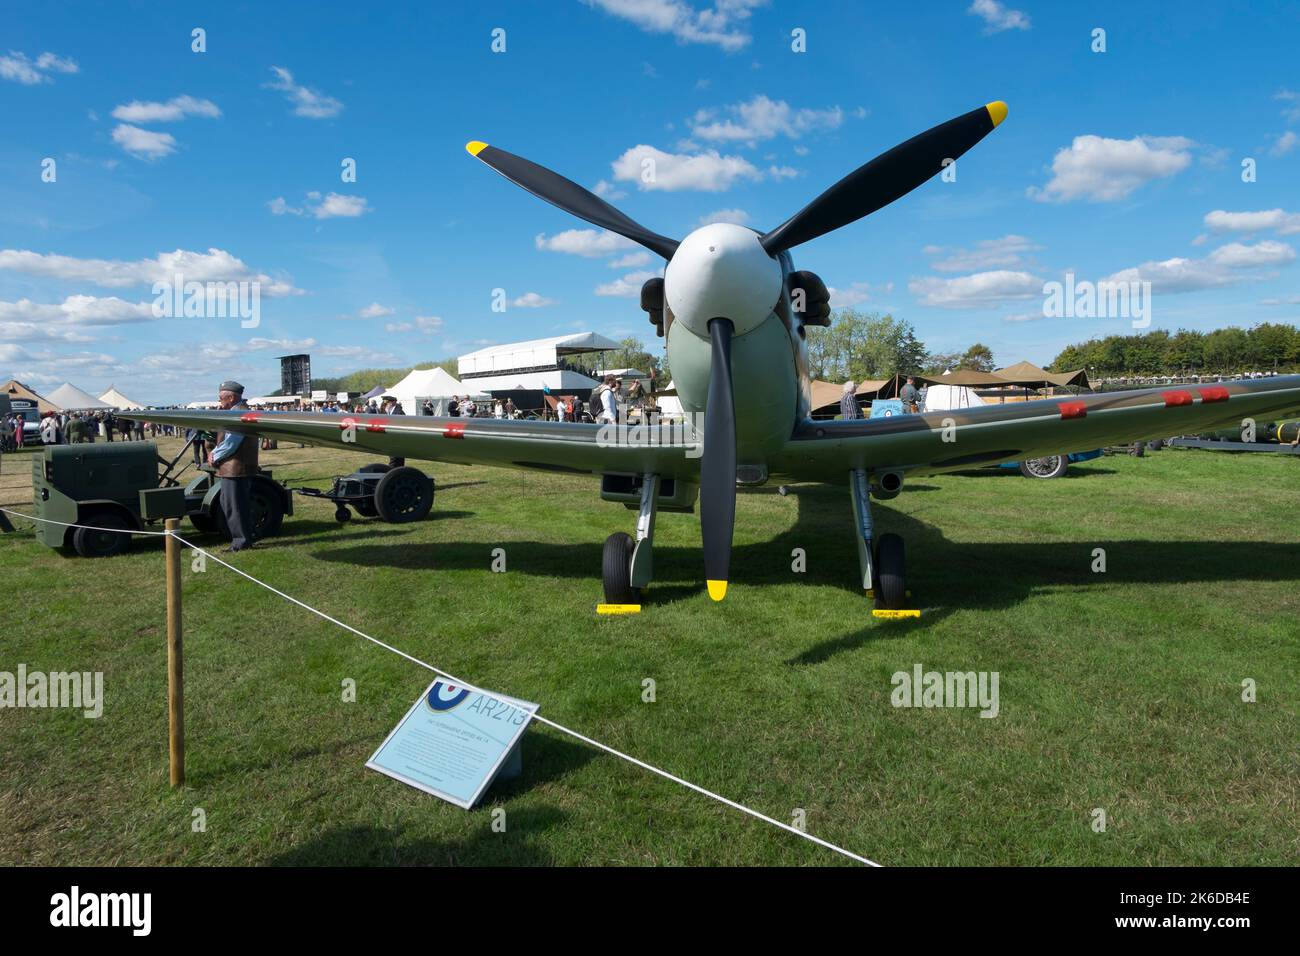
[32,440,292,557]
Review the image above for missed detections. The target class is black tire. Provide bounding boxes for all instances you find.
[334,506,352,522]
[213,479,286,541]
[1129,441,1145,458]
[1019,455,1069,479]
[873,533,906,610]
[374,466,434,523]
[73,510,132,558]
[602,531,639,604]
[358,463,392,474]
[188,511,218,534]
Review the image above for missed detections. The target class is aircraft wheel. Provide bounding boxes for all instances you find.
[873,533,906,610]
[1019,455,1068,479]
[374,466,434,523]
[334,506,352,522]
[601,531,639,604]
[73,510,132,558]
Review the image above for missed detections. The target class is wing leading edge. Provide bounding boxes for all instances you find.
[773,375,1300,482]
[126,409,701,480]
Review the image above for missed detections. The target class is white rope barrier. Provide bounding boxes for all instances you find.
[0,505,881,866]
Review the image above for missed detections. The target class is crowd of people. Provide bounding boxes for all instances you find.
[2,408,163,449]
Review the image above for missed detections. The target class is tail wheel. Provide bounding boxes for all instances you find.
[873,533,906,610]
[1019,455,1069,479]
[374,466,434,523]
[602,531,639,604]
[73,510,132,558]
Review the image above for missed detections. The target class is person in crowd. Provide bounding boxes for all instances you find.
[133,417,145,440]
[13,413,24,449]
[504,397,516,419]
[593,375,619,424]
[840,381,861,420]
[104,411,116,442]
[40,412,58,445]
[448,395,460,417]
[493,399,504,419]
[555,395,567,422]
[208,381,258,553]
[627,377,645,409]
[900,375,920,413]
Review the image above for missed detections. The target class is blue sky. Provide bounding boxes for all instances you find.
[3,0,1299,403]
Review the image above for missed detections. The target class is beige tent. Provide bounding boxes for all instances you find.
[98,385,145,410]
[3,379,59,413]
[809,379,888,417]
[996,361,1090,389]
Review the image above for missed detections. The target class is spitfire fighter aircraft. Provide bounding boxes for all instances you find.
[137,102,1300,609]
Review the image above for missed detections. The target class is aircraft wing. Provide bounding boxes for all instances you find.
[126,409,701,480]
[772,375,1300,482]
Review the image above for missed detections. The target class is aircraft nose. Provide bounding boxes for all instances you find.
[665,223,783,338]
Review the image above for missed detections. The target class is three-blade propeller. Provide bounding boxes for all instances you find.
[465,101,1007,601]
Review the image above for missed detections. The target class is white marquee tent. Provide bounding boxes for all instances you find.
[46,382,112,411]
[388,367,484,416]
[98,385,145,410]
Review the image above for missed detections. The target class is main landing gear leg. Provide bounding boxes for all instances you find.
[602,473,658,605]
[849,469,907,610]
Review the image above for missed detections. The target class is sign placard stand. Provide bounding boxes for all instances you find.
[367,678,537,809]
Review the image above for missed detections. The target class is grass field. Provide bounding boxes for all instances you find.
[0,437,1296,866]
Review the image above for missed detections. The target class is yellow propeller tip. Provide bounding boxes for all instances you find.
[707,580,728,601]
[465,140,489,157]
[985,101,1008,128]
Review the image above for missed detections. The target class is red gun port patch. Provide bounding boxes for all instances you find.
[240,412,261,424]
[1058,401,1087,420]
[1198,386,1230,403]
[365,418,388,433]
[1162,390,1193,408]
[339,417,357,431]
[443,423,466,439]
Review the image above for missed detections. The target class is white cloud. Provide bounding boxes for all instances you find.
[112,95,221,123]
[357,302,395,319]
[611,144,762,191]
[0,295,154,327]
[1103,240,1295,293]
[1206,240,1295,269]
[385,316,443,334]
[1275,88,1300,124]
[512,292,558,308]
[268,192,370,218]
[0,51,78,85]
[826,282,880,308]
[1030,135,1193,203]
[581,0,764,52]
[264,65,343,118]
[609,250,652,268]
[968,0,1030,33]
[112,124,177,160]
[0,248,303,296]
[909,270,1043,308]
[595,270,659,297]
[1270,130,1298,157]
[1203,209,1300,236]
[689,95,843,145]
[535,229,636,257]
[925,235,1040,272]
[697,208,750,226]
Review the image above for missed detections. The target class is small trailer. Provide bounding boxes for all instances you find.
[293,463,434,523]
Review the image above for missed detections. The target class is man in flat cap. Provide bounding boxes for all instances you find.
[209,380,259,552]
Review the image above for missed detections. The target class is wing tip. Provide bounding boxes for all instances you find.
[985,101,1008,128]
[465,140,489,157]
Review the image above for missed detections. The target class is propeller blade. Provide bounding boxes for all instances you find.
[466,141,679,260]
[760,102,1007,255]
[700,317,737,602]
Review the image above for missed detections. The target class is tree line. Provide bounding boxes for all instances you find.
[804,310,994,382]
[1047,324,1300,378]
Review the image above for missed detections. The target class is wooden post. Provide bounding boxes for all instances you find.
[165,517,184,787]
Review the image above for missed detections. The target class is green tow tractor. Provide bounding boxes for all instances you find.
[29,436,292,557]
